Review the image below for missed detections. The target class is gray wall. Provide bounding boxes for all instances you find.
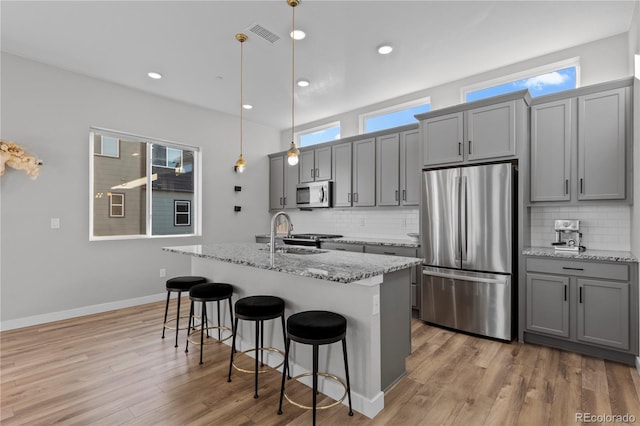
[0,53,280,327]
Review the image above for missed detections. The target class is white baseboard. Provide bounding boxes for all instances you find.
[636,356,640,377]
[0,293,167,331]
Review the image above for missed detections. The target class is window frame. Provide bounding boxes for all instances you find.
[89,127,202,241]
[109,192,125,218]
[461,57,580,103]
[359,97,431,134]
[95,135,120,158]
[174,200,191,227]
[296,121,341,148]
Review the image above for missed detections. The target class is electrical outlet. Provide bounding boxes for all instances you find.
[159,268,166,278]
[50,218,60,229]
[372,294,380,315]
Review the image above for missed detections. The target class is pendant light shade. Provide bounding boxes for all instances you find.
[234,33,248,173]
[286,0,300,166]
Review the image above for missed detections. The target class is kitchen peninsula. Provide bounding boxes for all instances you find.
[163,243,422,418]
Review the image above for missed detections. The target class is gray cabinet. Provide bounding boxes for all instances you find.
[269,154,298,210]
[530,99,572,202]
[526,273,569,337]
[352,138,376,207]
[376,133,400,206]
[524,256,636,359]
[421,98,519,167]
[400,129,420,206]
[299,146,332,183]
[321,241,364,252]
[530,82,631,203]
[332,142,352,207]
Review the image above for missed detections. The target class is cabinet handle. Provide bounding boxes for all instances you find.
[335,248,346,251]
[565,179,569,195]
[564,284,567,301]
[580,178,584,194]
[468,140,472,155]
[354,193,359,203]
[579,286,583,303]
[315,168,319,178]
[279,197,283,206]
[562,267,584,271]
[348,193,351,203]
[458,142,462,156]
[283,197,287,206]
[402,189,406,201]
[383,251,396,255]
[311,169,314,179]
[395,190,399,201]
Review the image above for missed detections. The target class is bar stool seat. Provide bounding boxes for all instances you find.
[227,295,287,399]
[278,310,353,425]
[185,282,234,364]
[161,276,208,347]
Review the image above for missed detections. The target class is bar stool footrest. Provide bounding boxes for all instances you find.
[284,372,348,410]
[232,347,285,373]
[187,325,233,345]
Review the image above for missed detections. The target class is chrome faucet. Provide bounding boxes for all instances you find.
[270,211,293,255]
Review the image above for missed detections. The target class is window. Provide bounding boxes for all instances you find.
[463,59,579,102]
[174,200,191,226]
[360,98,431,133]
[90,128,200,240]
[109,193,125,217]
[298,122,341,147]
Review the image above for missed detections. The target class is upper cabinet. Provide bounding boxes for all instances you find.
[299,146,332,183]
[400,129,421,206]
[376,129,420,207]
[332,142,353,207]
[418,91,529,167]
[352,138,376,207]
[530,80,632,204]
[269,154,298,210]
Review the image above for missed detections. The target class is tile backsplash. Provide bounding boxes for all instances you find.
[286,208,419,239]
[530,205,631,251]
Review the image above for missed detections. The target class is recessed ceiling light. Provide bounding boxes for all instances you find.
[242,104,253,110]
[377,45,393,55]
[290,30,306,40]
[147,71,163,79]
[297,79,310,87]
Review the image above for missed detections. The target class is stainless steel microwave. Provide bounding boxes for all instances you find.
[296,181,332,208]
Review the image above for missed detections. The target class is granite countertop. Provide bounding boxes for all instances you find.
[523,246,638,263]
[164,243,422,284]
[330,236,420,248]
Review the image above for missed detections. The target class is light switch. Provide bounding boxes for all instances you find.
[50,218,60,229]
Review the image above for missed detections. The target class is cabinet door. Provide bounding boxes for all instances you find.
[332,142,352,207]
[283,159,298,209]
[421,112,464,166]
[269,156,285,210]
[376,133,400,206]
[298,150,315,183]
[353,138,376,206]
[577,88,626,200]
[321,242,364,252]
[467,100,516,161]
[577,278,629,350]
[400,129,420,206]
[525,273,569,338]
[530,99,572,202]
[315,146,332,181]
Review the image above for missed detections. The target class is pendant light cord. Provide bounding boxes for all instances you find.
[240,37,244,157]
[291,4,295,143]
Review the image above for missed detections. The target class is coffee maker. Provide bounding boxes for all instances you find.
[552,219,585,252]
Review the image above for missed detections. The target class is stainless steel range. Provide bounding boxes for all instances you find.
[283,233,343,248]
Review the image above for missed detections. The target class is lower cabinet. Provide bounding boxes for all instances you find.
[524,256,637,361]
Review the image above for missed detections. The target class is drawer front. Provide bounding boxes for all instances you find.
[365,245,418,257]
[526,257,629,281]
[321,242,364,253]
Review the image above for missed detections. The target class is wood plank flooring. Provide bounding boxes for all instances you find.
[1,300,639,425]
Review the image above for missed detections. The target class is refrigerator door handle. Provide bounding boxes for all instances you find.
[460,176,468,262]
[422,269,508,285]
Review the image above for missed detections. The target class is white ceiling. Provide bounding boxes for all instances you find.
[1,1,636,130]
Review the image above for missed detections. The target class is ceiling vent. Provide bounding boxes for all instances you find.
[247,23,281,44]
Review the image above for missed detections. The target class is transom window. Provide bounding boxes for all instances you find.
[298,122,341,147]
[463,59,579,102]
[90,128,201,240]
[360,98,431,133]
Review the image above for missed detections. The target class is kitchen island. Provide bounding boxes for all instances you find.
[163,243,422,418]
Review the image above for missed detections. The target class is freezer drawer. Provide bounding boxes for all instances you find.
[421,267,512,340]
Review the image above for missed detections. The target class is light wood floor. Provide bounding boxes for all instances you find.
[1,300,639,425]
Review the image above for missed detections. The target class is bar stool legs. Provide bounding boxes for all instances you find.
[161,276,207,348]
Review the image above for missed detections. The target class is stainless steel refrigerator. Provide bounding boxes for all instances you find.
[420,162,515,340]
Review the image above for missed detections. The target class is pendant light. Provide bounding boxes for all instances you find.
[234,33,248,173]
[286,0,300,166]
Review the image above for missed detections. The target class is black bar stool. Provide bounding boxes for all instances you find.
[227,295,287,399]
[161,276,207,347]
[185,282,234,364]
[278,310,353,425]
